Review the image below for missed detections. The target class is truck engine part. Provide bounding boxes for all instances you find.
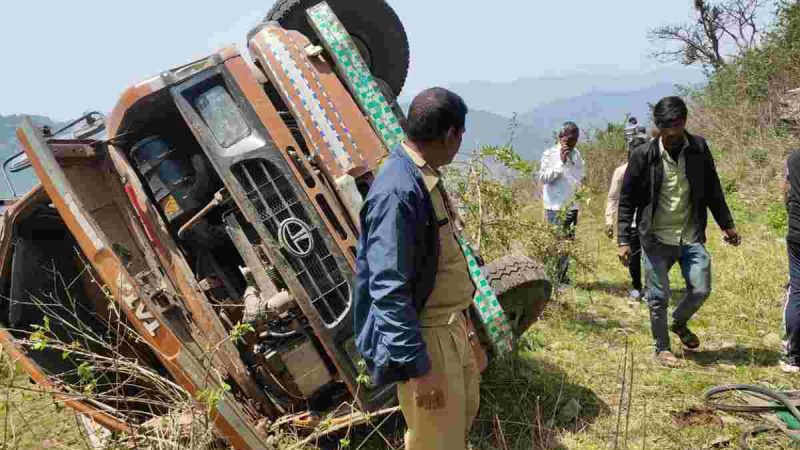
[259,338,333,399]
[266,290,295,315]
[263,0,410,97]
[129,135,212,224]
[177,188,228,238]
[243,285,267,323]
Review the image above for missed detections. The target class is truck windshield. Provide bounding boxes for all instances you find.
[194,85,250,147]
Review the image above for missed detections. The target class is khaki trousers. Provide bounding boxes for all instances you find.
[397,314,480,450]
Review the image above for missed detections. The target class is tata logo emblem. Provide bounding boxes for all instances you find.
[278,218,315,257]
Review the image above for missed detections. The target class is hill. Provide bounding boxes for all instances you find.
[411,80,687,162]
[403,72,699,161]
[519,82,682,133]
[437,68,705,117]
[462,109,551,160]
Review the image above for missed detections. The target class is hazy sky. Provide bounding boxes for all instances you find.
[0,1,756,120]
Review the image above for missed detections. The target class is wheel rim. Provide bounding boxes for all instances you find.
[349,34,373,70]
[498,280,550,337]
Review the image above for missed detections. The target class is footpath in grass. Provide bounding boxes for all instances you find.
[470,206,796,450]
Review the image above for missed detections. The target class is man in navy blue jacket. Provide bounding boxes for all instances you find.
[354,87,480,449]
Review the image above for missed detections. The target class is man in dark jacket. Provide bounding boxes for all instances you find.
[354,87,480,449]
[782,151,800,373]
[778,88,800,373]
[617,96,741,367]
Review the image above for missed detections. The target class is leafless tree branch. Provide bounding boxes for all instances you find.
[648,0,767,70]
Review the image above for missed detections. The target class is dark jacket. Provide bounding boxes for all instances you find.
[617,132,735,249]
[353,146,440,387]
[786,149,800,244]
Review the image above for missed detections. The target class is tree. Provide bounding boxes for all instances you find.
[649,0,768,71]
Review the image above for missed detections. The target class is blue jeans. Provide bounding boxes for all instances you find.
[785,241,800,364]
[546,209,578,283]
[642,242,712,352]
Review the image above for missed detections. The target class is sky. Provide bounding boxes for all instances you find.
[0,0,762,121]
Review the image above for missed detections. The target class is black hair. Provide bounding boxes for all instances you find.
[653,96,688,128]
[406,87,468,143]
[558,121,580,138]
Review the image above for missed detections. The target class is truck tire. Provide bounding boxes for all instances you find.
[264,0,410,97]
[484,255,552,337]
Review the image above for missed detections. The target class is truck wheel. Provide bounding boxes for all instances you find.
[264,0,410,97]
[484,255,552,337]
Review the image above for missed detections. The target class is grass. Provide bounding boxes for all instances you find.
[471,195,796,450]
[0,356,90,449]
[0,191,796,450]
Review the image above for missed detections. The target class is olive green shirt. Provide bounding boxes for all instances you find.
[402,144,475,324]
[652,138,700,246]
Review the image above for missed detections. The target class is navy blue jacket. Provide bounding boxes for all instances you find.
[353,146,440,387]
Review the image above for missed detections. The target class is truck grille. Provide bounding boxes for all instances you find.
[232,159,350,326]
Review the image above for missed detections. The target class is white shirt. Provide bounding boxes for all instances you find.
[605,163,627,227]
[605,162,637,229]
[538,145,585,211]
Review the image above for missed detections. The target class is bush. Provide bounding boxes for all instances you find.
[445,145,589,284]
[766,200,789,235]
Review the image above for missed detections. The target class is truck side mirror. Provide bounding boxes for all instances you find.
[73,112,106,139]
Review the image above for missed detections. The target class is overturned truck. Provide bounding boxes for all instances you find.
[0,1,552,448]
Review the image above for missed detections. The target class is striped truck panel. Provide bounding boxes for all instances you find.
[306,2,407,151]
[250,24,368,179]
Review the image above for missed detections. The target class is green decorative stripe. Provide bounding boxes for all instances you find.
[307,2,406,150]
[457,237,514,356]
[306,1,512,356]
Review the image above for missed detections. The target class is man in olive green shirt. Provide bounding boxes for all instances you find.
[617,97,740,368]
[651,137,700,246]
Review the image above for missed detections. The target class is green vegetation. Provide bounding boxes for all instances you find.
[0,354,89,449]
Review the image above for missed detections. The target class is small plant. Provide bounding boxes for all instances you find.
[29,316,51,351]
[356,359,372,386]
[197,382,232,411]
[749,148,769,166]
[229,322,255,344]
[766,200,789,235]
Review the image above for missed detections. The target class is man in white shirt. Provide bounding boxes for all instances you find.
[538,122,585,284]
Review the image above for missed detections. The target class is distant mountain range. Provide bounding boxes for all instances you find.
[1,68,704,197]
[436,68,705,117]
[518,83,682,134]
[397,68,704,161]
[443,82,695,161]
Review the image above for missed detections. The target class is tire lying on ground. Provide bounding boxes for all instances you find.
[484,255,553,338]
[264,0,410,97]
